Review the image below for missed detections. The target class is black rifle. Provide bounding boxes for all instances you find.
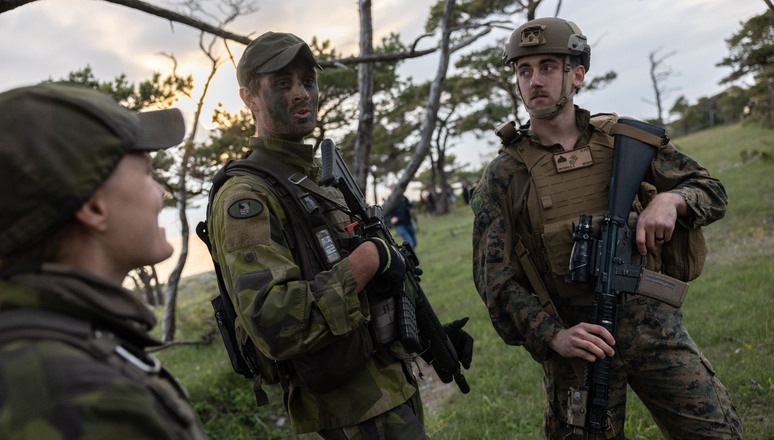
[567,118,663,439]
[320,138,470,394]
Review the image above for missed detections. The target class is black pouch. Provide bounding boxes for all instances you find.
[291,324,374,394]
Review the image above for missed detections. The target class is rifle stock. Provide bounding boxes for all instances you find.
[320,138,470,394]
[568,118,663,439]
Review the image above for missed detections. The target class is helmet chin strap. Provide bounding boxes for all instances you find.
[520,55,577,120]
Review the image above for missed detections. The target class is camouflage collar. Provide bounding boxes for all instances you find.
[0,264,159,345]
[248,137,315,175]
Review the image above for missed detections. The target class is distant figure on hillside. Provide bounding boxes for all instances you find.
[471,17,741,439]
[423,190,436,215]
[0,83,208,439]
[387,194,418,249]
[446,183,457,211]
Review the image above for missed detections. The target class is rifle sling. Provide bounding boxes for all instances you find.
[609,122,665,147]
[513,237,587,382]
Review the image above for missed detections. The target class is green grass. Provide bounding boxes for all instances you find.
[153,122,774,439]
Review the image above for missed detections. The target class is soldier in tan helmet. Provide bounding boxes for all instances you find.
[471,17,742,439]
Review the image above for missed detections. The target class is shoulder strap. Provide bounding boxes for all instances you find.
[218,158,336,276]
[591,112,666,148]
[512,239,563,323]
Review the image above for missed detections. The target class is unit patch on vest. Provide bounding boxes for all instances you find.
[228,198,264,219]
[553,146,594,173]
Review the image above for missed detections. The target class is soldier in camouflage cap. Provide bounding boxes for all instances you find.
[204,31,450,438]
[0,82,209,439]
[471,17,741,439]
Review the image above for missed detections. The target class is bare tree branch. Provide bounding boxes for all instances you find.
[104,0,253,43]
[3,0,459,68]
[0,0,35,13]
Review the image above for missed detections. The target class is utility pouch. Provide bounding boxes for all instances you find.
[567,386,588,430]
[568,386,617,439]
[368,291,422,353]
[211,295,255,378]
[638,182,707,282]
[291,324,374,394]
[370,295,399,345]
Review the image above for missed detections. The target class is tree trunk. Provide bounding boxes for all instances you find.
[383,0,455,214]
[160,33,221,342]
[161,148,189,342]
[353,0,375,192]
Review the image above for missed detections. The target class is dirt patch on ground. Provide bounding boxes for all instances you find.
[413,359,459,416]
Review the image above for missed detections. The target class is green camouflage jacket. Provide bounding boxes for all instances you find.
[0,263,208,440]
[471,108,728,363]
[208,137,417,434]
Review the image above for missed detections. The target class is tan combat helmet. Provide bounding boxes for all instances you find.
[504,17,591,119]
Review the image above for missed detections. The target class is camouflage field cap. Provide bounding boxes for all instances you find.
[236,31,322,86]
[0,82,185,257]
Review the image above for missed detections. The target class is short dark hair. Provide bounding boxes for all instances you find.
[568,54,584,69]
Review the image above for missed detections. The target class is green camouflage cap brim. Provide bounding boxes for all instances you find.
[237,31,322,86]
[0,82,185,257]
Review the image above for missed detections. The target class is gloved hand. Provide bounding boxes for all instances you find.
[365,237,406,298]
[444,317,474,370]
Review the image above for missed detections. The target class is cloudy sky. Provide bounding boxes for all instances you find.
[0,0,765,169]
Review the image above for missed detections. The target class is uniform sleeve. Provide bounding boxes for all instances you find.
[649,142,728,228]
[471,158,563,363]
[210,176,367,361]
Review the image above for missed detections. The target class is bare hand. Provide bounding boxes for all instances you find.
[549,322,616,363]
[635,192,686,255]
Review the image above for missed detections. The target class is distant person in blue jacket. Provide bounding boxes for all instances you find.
[387,194,417,249]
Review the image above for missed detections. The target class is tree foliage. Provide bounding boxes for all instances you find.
[671,10,774,132]
[717,10,774,126]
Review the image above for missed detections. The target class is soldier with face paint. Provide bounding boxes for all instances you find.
[471,17,742,439]
[205,32,429,439]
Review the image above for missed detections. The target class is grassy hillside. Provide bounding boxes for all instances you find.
[154,122,773,439]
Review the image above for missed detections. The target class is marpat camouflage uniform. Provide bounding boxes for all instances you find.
[208,138,422,436]
[0,264,209,440]
[471,108,742,439]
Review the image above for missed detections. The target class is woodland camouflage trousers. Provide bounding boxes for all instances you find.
[543,296,742,440]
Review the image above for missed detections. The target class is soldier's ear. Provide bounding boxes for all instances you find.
[572,65,586,89]
[74,192,109,233]
[239,86,254,108]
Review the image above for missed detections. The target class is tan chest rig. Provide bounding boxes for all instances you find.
[496,114,704,310]
[503,116,617,301]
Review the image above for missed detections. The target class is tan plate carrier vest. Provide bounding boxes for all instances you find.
[494,113,700,324]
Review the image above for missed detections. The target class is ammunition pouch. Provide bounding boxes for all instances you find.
[568,386,616,439]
